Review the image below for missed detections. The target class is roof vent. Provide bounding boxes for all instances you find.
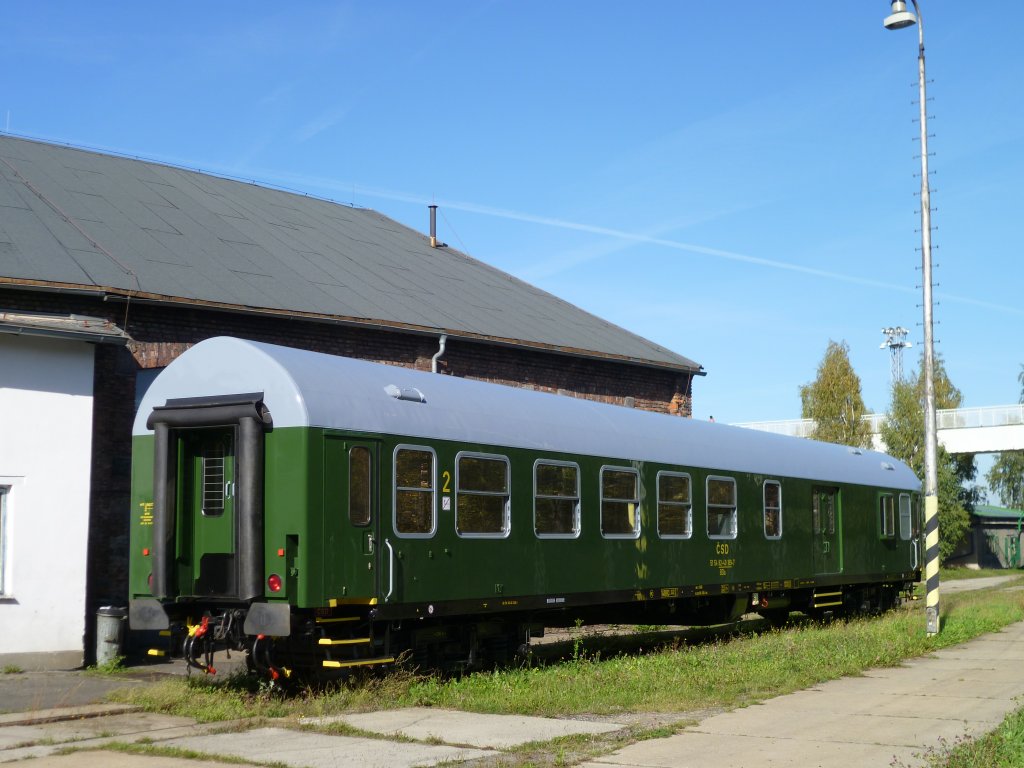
[848,447,863,456]
[385,384,426,403]
[880,461,895,471]
[428,205,446,248]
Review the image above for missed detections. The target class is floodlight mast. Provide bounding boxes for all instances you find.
[884,0,940,636]
[880,326,912,384]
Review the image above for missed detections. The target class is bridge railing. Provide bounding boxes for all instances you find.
[733,404,1024,438]
[935,404,1024,430]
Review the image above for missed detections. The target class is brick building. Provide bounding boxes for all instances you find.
[0,134,702,666]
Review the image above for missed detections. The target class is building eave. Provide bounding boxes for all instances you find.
[0,278,704,376]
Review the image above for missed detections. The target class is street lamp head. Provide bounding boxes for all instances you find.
[884,0,917,30]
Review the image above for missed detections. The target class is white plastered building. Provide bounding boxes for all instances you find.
[0,315,126,669]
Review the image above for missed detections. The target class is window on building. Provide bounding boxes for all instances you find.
[394,446,435,536]
[707,476,737,539]
[349,446,371,527]
[534,461,580,538]
[657,472,692,538]
[898,493,912,540]
[879,494,896,538]
[601,467,640,538]
[763,480,782,539]
[456,454,510,537]
[0,486,9,597]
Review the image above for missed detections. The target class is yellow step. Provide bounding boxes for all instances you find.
[318,637,372,646]
[322,656,395,669]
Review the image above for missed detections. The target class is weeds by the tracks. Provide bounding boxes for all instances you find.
[111,577,1024,722]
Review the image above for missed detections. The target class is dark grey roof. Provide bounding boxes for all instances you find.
[0,135,699,373]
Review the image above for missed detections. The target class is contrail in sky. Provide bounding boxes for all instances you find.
[265,172,1024,317]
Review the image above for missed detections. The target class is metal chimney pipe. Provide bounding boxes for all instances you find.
[429,204,438,248]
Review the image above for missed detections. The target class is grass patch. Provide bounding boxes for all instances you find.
[2,664,23,674]
[85,655,126,676]
[112,580,1024,723]
[941,567,1020,580]
[73,741,290,767]
[897,704,1024,768]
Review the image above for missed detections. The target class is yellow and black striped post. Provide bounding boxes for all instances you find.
[883,0,941,637]
[923,495,940,635]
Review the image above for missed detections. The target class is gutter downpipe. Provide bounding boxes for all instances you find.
[431,334,448,373]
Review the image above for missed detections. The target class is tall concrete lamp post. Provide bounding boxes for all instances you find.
[884,0,940,636]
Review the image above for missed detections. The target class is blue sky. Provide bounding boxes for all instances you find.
[4,2,1022,428]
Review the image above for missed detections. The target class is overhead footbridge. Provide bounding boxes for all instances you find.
[734,404,1024,455]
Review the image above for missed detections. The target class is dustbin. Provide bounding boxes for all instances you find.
[96,606,127,665]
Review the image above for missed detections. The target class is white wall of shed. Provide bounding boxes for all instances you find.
[0,334,94,660]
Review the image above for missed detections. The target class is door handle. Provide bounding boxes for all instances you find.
[224,481,234,499]
[384,538,395,603]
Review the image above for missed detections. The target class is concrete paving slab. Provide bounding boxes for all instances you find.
[10,752,263,768]
[303,706,626,748]
[588,617,1024,767]
[0,719,252,764]
[0,711,196,750]
[582,731,924,768]
[942,575,1018,593]
[163,726,492,768]
[0,672,150,714]
[896,657,999,671]
[0,703,139,727]
[697,708,995,748]
[931,646,1024,661]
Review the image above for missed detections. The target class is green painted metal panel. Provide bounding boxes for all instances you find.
[129,421,920,617]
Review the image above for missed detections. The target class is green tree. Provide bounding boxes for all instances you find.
[987,452,1024,509]
[799,340,873,449]
[985,364,1024,509]
[879,356,973,562]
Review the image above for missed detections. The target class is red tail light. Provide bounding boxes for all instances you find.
[267,574,282,592]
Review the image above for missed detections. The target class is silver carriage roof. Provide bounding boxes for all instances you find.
[134,337,919,490]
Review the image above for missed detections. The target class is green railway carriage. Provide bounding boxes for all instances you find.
[128,337,922,675]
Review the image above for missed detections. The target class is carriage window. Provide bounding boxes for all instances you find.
[456,454,510,537]
[394,447,435,536]
[879,494,896,538]
[657,472,692,538]
[349,446,371,527]
[898,493,912,540]
[201,441,226,517]
[601,467,640,538]
[707,476,737,540]
[535,461,580,538]
[763,480,782,539]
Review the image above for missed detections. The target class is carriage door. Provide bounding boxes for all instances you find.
[184,427,237,596]
[324,438,379,601]
[812,487,842,575]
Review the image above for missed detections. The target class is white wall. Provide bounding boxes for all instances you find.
[0,334,95,662]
